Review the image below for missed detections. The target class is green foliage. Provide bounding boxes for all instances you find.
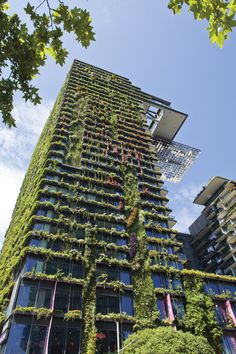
[64,310,81,321]
[66,96,88,167]
[183,276,222,352]
[123,167,158,329]
[123,327,215,354]
[80,226,97,354]
[132,216,159,330]
[14,306,53,320]
[168,0,236,47]
[0,1,95,127]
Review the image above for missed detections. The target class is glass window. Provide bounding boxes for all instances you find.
[87,193,97,201]
[16,280,53,309]
[222,332,236,354]
[204,281,220,295]
[40,196,50,202]
[48,324,66,354]
[108,295,120,313]
[159,221,168,228]
[116,224,125,232]
[54,284,70,313]
[16,281,38,307]
[33,223,51,232]
[36,209,47,217]
[120,270,131,285]
[5,318,47,354]
[5,320,31,354]
[33,223,44,231]
[172,277,183,290]
[96,327,117,354]
[106,268,118,282]
[156,296,167,319]
[60,260,70,277]
[152,273,167,288]
[215,302,227,326]
[28,324,47,354]
[117,238,127,246]
[36,282,54,308]
[122,329,133,342]
[66,327,80,354]
[50,240,63,252]
[96,294,119,314]
[71,262,83,279]
[70,286,82,311]
[172,298,185,319]
[29,239,43,248]
[97,295,107,315]
[24,256,44,273]
[121,295,133,316]
[230,302,236,318]
[45,260,58,275]
[221,283,236,296]
[117,252,128,260]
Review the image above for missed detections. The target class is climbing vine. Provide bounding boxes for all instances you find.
[123,168,159,330]
[80,226,97,354]
[183,276,222,353]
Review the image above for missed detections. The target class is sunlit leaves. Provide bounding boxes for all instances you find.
[168,0,236,48]
[0,1,95,127]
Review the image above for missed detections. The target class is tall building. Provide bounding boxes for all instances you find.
[190,176,236,276]
[0,61,236,353]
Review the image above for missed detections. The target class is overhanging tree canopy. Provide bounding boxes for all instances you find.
[0,0,95,127]
[123,327,215,354]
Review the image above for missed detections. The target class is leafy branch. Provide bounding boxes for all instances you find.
[0,0,95,127]
[168,0,236,47]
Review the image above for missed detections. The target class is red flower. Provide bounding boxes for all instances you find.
[96,332,107,340]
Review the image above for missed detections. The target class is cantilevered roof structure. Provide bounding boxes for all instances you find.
[145,103,200,183]
[193,176,230,205]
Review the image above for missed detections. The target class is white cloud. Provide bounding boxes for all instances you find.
[0,100,53,245]
[167,183,204,233]
[0,164,25,246]
[0,100,53,169]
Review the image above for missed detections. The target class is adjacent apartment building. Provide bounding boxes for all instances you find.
[190,177,236,276]
[0,60,236,354]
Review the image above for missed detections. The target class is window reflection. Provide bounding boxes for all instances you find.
[96,266,131,285]
[5,317,47,354]
[16,280,53,309]
[48,320,80,354]
[23,256,83,279]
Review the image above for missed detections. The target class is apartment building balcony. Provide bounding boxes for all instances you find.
[227,232,236,245]
[219,188,236,207]
[204,205,218,220]
[220,257,236,275]
[203,259,218,272]
[228,207,236,222]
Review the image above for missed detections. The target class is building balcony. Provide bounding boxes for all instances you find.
[227,233,236,245]
[168,215,177,228]
[220,189,236,207]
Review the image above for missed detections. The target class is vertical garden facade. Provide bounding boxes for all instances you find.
[0,60,236,353]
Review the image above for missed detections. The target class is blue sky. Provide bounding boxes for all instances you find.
[1,0,236,242]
